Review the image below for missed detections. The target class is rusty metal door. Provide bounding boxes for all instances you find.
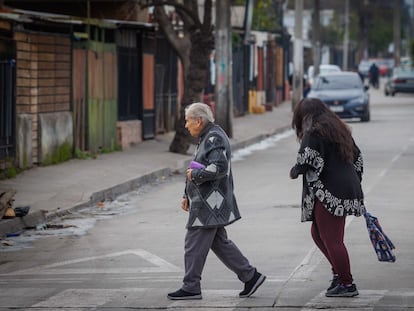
[73,41,117,153]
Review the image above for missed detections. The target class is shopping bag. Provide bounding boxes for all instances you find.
[364,212,396,262]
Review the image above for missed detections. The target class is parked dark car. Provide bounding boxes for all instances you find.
[384,67,414,96]
[358,58,394,79]
[307,71,370,122]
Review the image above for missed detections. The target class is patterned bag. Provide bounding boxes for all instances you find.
[364,212,396,262]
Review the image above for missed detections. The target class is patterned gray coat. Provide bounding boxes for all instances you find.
[290,132,366,222]
[184,122,241,229]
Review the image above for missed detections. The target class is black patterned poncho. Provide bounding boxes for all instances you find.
[291,132,366,222]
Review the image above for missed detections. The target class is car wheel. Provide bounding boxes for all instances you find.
[391,92,395,97]
[361,112,370,122]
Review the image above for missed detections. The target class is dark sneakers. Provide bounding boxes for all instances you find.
[325,283,359,297]
[167,289,202,300]
[239,270,266,298]
[327,275,339,291]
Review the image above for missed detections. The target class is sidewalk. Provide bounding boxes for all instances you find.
[0,102,293,237]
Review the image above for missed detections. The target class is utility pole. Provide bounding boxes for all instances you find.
[312,0,321,77]
[393,0,401,67]
[243,0,253,114]
[215,0,233,137]
[343,0,349,70]
[292,0,304,111]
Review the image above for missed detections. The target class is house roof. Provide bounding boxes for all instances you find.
[0,6,154,29]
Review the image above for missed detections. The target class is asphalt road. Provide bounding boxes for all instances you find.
[0,81,413,310]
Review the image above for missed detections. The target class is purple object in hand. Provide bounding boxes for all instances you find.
[189,161,205,169]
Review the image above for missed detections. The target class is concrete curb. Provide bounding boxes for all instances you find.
[0,124,291,238]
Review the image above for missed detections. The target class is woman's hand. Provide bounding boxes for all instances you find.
[290,166,299,179]
[181,197,189,212]
[186,168,193,181]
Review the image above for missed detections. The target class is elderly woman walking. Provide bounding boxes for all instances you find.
[290,98,366,297]
[167,102,266,300]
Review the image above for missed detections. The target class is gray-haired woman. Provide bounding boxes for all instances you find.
[167,102,266,300]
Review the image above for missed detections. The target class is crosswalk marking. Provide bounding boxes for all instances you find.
[302,289,388,310]
[32,288,147,308]
[1,287,411,309]
[0,249,182,276]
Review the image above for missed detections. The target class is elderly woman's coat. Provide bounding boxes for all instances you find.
[184,122,241,229]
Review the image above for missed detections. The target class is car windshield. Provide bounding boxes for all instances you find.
[313,75,362,90]
[308,65,340,78]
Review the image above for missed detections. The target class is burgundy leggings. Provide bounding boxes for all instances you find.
[311,199,353,285]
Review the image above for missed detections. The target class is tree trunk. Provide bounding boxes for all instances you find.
[393,0,401,67]
[343,0,349,70]
[147,0,214,154]
[292,0,304,110]
[356,0,369,63]
[169,28,214,154]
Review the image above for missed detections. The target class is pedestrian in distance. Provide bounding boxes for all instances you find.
[167,102,266,300]
[369,62,379,89]
[289,98,366,297]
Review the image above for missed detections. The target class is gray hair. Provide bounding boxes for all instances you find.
[185,102,215,124]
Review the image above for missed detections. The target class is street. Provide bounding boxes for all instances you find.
[0,81,413,310]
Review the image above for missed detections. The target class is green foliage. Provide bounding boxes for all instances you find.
[232,32,243,48]
[6,166,17,178]
[0,158,19,180]
[74,148,91,159]
[74,143,121,160]
[252,0,281,32]
[366,8,393,55]
[101,147,111,154]
[42,142,72,166]
[232,0,281,32]
[314,11,343,46]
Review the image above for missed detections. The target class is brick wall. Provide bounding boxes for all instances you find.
[117,120,142,149]
[14,31,71,164]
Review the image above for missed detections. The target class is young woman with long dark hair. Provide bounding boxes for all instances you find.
[290,98,366,297]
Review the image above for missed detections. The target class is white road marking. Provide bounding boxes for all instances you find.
[302,290,388,310]
[19,288,405,309]
[169,290,241,308]
[0,249,182,276]
[32,288,147,308]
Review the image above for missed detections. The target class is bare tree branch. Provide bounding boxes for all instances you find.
[138,0,202,28]
[154,6,191,72]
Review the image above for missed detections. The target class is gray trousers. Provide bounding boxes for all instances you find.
[182,226,256,293]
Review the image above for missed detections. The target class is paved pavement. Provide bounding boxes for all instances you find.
[0,102,293,237]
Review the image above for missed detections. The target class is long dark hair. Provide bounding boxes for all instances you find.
[292,97,355,163]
